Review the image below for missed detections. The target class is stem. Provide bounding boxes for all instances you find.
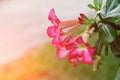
[95,39,103,56]
[89,22,98,32]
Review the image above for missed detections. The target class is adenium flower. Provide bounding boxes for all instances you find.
[56,36,76,59]
[47,9,79,46]
[56,34,95,67]
[47,9,95,67]
[67,36,95,67]
[47,9,62,46]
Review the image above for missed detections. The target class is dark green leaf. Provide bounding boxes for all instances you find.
[105,0,120,13]
[111,35,120,63]
[100,0,120,25]
[104,17,120,25]
[94,0,102,10]
[99,23,117,45]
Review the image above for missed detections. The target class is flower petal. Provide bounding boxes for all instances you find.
[68,48,83,66]
[88,46,95,56]
[51,28,62,46]
[47,26,58,37]
[69,58,78,67]
[48,9,60,26]
[82,50,93,64]
[76,36,84,44]
[69,48,83,57]
[65,36,77,50]
[57,46,69,59]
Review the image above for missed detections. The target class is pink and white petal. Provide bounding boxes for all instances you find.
[69,48,83,56]
[47,26,58,37]
[57,46,69,59]
[82,51,93,64]
[48,9,60,26]
[58,33,66,42]
[64,36,77,50]
[52,35,60,46]
[52,29,61,46]
[88,47,95,56]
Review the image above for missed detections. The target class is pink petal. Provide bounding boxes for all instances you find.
[69,48,83,58]
[69,58,78,67]
[57,46,69,59]
[47,26,58,37]
[82,51,93,64]
[65,36,77,50]
[76,36,84,44]
[68,48,83,67]
[48,9,60,26]
[88,47,95,56]
[52,28,61,46]
[65,42,77,50]
[52,32,60,46]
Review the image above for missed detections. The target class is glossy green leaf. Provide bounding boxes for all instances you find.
[94,0,102,10]
[99,23,117,45]
[105,0,120,13]
[111,35,120,63]
[104,17,120,25]
[100,0,120,24]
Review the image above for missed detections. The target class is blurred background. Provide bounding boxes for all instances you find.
[0,0,119,80]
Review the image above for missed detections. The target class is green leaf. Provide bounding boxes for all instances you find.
[106,5,120,17]
[99,23,117,45]
[94,0,102,10]
[88,4,96,10]
[100,0,120,24]
[104,17,120,25]
[105,0,120,13]
[111,35,120,62]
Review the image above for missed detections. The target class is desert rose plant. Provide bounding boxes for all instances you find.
[47,0,120,79]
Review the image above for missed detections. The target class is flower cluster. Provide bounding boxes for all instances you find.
[47,9,95,67]
[46,1,120,78]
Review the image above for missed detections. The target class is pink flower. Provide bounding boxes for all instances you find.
[48,9,60,26]
[47,9,63,46]
[56,44,70,59]
[56,36,76,59]
[67,36,95,67]
[47,9,79,46]
[47,9,96,67]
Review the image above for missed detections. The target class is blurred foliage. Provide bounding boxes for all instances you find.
[35,43,119,80]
